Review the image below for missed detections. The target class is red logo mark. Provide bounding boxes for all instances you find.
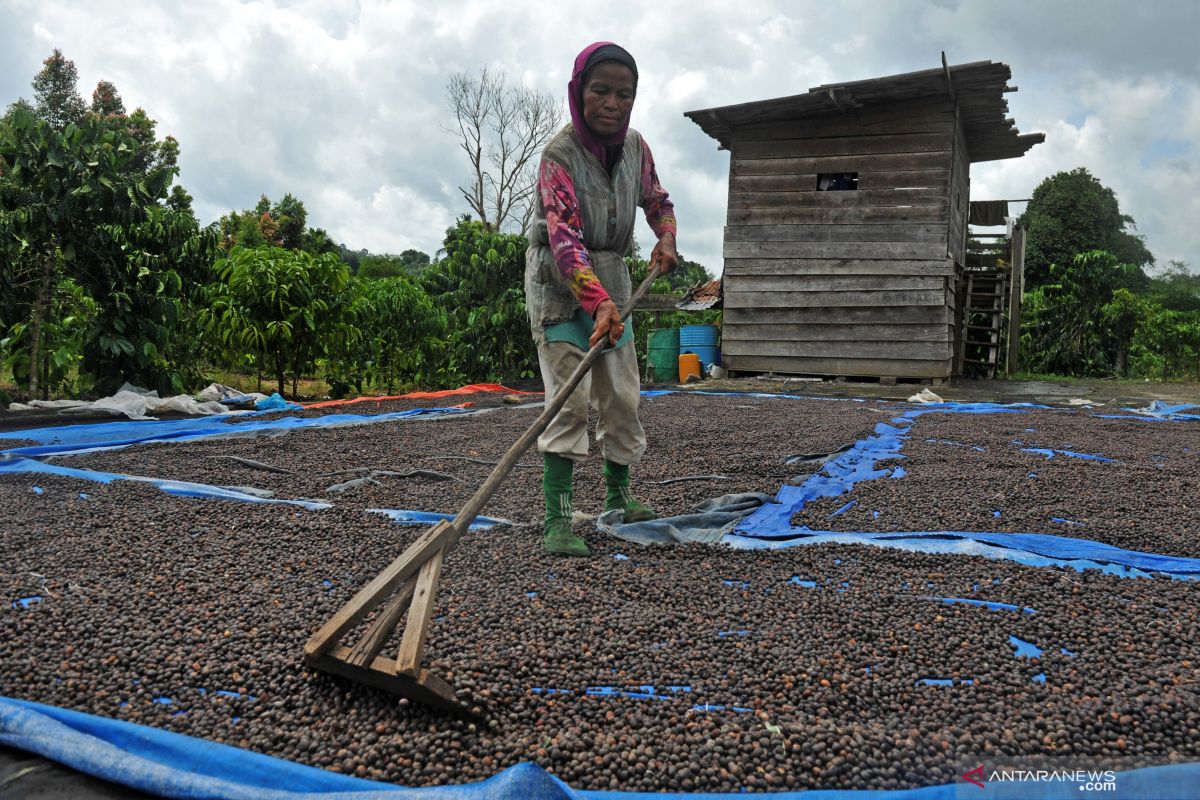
[962,764,986,788]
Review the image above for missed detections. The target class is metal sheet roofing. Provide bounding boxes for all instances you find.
[685,59,1044,163]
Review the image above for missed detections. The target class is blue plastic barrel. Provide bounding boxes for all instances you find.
[679,324,719,369]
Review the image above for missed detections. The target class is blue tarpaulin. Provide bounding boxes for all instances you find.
[2,698,1197,799]
[0,456,333,509]
[0,406,478,458]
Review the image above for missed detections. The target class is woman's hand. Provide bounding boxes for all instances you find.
[650,232,678,277]
[589,299,625,348]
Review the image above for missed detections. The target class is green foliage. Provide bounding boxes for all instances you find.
[1129,306,1200,381]
[324,276,448,397]
[359,249,432,279]
[302,227,338,256]
[83,206,219,395]
[2,277,96,395]
[624,248,721,378]
[218,193,310,252]
[658,254,713,293]
[1020,251,1144,377]
[202,246,356,397]
[359,255,408,279]
[1018,167,1153,289]
[1144,260,1200,312]
[421,217,535,383]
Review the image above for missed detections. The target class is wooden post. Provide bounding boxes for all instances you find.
[1006,226,1026,375]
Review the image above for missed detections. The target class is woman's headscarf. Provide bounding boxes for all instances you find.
[568,42,638,171]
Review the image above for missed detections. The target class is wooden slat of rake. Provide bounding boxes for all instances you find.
[303,520,454,661]
[344,576,418,668]
[395,547,445,676]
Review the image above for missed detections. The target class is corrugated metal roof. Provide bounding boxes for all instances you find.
[675,278,722,311]
[685,59,1043,163]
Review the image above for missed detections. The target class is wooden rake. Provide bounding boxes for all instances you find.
[304,272,659,715]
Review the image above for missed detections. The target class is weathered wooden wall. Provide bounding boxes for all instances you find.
[721,98,963,379]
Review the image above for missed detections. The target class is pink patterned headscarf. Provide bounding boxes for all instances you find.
[568,42,638,170]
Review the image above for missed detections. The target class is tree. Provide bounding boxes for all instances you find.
[1,54,215,397]
[271,193,307,250]
[1018,167,1154,289]
[0,108,150,395]
[421,217,536,382]
[31,49,87,130]
[218,193,312,252]
[324,276,448,396]
[1020,250,1142,376]
[1145,260,1200,312]
[400,248,431,271]
[659,254,712,293]
[90,80,125,117]
[202,247,356,397]
[447,67,561,232]
[302,227,337,256]
[358,249,432,279]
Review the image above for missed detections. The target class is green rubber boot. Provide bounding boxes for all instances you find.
[604,460,657,523]
[543,453,589,557]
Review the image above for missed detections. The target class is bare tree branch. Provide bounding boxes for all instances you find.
[445,68,562,232]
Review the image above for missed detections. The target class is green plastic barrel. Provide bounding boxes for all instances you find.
[646,328,680,384]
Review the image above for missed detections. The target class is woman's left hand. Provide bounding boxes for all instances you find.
[650,232,678,276]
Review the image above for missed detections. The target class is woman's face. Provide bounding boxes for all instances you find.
[582,62,636,137]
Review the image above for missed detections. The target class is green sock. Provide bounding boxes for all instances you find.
[604,460,657,522]
[543,453,588,556]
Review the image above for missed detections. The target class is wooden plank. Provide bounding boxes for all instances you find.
[732,151,951,175]
[735,132,953,160]
[312,647,472,715]
[304,520,455,659]
[724,354,952,378]
[723,258,955,277]
[725,223,947,243]
[394,548,445,676]
[727,205,947,226]
[723,240,950,261]
[732,113,956,142]
[727,274,945,293]
[722,322,952,342]
[637,293,686,311]
[722,339,953,361]
[730,188,946,208]
[858,169,951,191]
[724,288,947,308]
[730,97,956,140]
[724,305,954,326]
[728,169,950,193]
[344,577,417,668]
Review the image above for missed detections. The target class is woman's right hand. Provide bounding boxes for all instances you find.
[589,299,625,348]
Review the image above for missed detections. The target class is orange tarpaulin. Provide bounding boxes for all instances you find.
[302,383,539,410]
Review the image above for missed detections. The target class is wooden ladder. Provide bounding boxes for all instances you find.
[303,272,659,715]
[960,270,1007,379]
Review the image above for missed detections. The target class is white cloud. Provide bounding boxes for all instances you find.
[0,0,1196,270]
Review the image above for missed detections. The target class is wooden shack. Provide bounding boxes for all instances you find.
[685,59,1044,381]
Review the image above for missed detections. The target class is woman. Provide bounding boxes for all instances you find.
[525,42,679,557]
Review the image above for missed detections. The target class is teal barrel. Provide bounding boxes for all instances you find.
[679,324,719,369]
[646,328,680,383]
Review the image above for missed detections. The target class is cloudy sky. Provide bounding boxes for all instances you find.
[2,0,1197,273]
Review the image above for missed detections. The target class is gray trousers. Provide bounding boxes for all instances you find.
[536,341,647,465]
